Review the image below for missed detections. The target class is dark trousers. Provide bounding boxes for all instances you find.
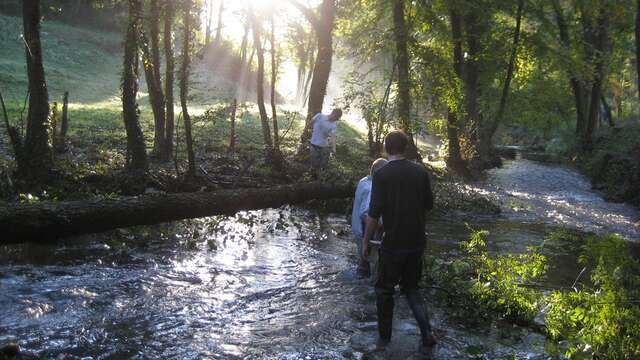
[375,250,433,342]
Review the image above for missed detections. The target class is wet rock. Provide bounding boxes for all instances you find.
[0,343,39,360]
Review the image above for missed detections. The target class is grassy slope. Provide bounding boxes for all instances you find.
[0,14,370,198]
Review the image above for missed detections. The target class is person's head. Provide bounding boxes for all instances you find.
[328,108,343,122]
[384,130,409,156]
[370,158,388,176]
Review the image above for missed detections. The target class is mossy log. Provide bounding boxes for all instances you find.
[0,182,354,244]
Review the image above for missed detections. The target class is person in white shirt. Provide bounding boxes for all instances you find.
[309,108,342,177]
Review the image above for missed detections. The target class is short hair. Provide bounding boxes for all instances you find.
[330,108,343,118]
[384,130,409,155]
[370,158,388,176]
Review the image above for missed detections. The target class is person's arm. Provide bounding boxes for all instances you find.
[363,174,384,257]
[328,126,337,154]
[362,216,378,256]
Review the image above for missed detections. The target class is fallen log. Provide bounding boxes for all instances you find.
[0,182,354,244]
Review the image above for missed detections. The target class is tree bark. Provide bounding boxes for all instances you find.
[0,182,355,244]
[214,0,224,47]
[489,0,524,143]
[56,91,69,153]
[122,0,148,172]
[270,14,280,149]
[601,95,613,127]
[140,30,165,156]
[447,8,470,177]
[229,97,237,153]
[583,6,609,151]
[462,8,484,164]
[637,0,640,99]
[148,0,166,156]
[163,0,175,161]
[552,0,587,136]
[180,0,195,176]
[21,0,52,181]
[250,9,273,151]
[392,0,419,160]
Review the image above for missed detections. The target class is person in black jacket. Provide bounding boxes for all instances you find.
[362,130,436,354]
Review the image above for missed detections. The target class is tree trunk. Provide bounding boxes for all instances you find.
[462,9,485,165]
[448,8,470,177]
[601,95,613,127]
[122,0,148,172]
[582,7,609,151]
[552,0,587,136]
[148,0,166,156]
[228,97,237,153]
[56,91,69,153]
[0,182,355,244]
[392,0,418,160]
[270,14,279,149]
[163,0,175,161]
[205,0,213,46]
[140,30,166,157]
[20,0,52,181]
[636,0,640,99]
[250,10,273,151]
[180,0,195,176]
[489,0,524,143]
[289,0,335,157]
[214,0,224,47]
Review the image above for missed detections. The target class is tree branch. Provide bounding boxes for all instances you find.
[284,0,320,30]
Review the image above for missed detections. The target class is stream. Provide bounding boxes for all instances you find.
[1,156,638,359]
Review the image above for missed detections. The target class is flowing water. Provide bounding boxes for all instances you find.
[1,157,638,359]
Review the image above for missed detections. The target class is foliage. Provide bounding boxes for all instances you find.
[545,234,640,359]
[462,228,547,323]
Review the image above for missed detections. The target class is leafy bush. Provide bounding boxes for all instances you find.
[462,229,547,324]
[545,234,640,359]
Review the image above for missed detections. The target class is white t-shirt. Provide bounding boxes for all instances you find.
[310,113,337,147]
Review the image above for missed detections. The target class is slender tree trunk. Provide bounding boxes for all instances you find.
[552,0,587,135]
[122,0,148,172]
[163,0,175,161]
[56,91,69,153]
[205,0,213,46]
[229,97,237,153]
[250,9,273,151]
[140,31,165,156]
[148,0,166,156]
[636,0,640,99]
[583,7,609,151]
[180,0,195,176]
[601,95,613,127]
[214,0,224,47]
[392,0,418,160]
[490,0,524,142]
[270,14,279,149]
[448,8,469,176]
[20,0,52,180]
[463,9,485,164]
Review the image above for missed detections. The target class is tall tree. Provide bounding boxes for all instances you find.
[180,0,196,176]
[250,8,273,150]
[20,0,52,180]
[286,0,336,156]
[122,0,148,172]
[637,0,640,99]
[163,0,175,161]
[205,0,214,46]
[144,0,166,157]
[392,0,419,160]
[270,13,280,149]
[447,7,469,177]
[213,0,224,47]
[485,0,524,150]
